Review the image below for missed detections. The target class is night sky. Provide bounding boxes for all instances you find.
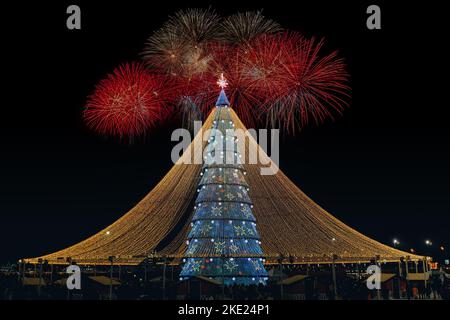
[1,1,448,264]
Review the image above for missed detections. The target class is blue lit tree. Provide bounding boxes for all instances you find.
[180,78,268,285]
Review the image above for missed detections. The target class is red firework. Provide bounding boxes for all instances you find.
[136,11,351,133]
[172,42,262,126]
[238,32,300,103]
[207,43,261,126]
[84,62,173,139]
[242,32,350,132]
[157,33,350,131]
[86,10,351,138]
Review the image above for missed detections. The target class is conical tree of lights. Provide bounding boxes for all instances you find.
[180,75,268,285]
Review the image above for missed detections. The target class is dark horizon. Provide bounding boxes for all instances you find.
[1,1,448,264]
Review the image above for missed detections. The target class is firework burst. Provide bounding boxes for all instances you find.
[141,9,288,128]
[166,8,221,44]
[206,43,261,125]
[142,26,188,76]
[84,62,172,140]
[274,37,350,132]
[89,9,350,138]
[238,33,299,104]
[220,11,282,43]
[142,8,219,77]
[240,32,350,132]
[166,42,262,126]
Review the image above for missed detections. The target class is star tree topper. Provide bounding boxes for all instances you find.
[217,73,228,89]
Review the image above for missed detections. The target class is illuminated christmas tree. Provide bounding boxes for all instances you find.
[180,75,268,285]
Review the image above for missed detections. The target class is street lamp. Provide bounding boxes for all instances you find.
[108,256,114,300]
[393,239,400,247]
[425,240,432,246]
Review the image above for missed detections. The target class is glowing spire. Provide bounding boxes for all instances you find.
[216,74,230,107]
[217,73,228,89]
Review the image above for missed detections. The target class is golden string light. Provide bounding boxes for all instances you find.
[24,108,424,265]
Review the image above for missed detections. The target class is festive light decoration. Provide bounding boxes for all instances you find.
[24,11,420,266]
[24,102,424,267]
[84,62,172,139]
[180,87,267,285]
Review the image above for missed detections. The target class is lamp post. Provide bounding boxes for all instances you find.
[17,259,22,282]
[331,254,338,300]
[392,237,401,297]
[162,255,167,300]
[424,240,433,259]
[37,258,43,298]
[405,256,410,299]
[398,258,403,299]
[375,255,381,300]
[422,258,428,289]
[108,256,114,300]
[278,255,285,300]
[66,257,72,300]
[49,261,53,284]
[145,250,156,284]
